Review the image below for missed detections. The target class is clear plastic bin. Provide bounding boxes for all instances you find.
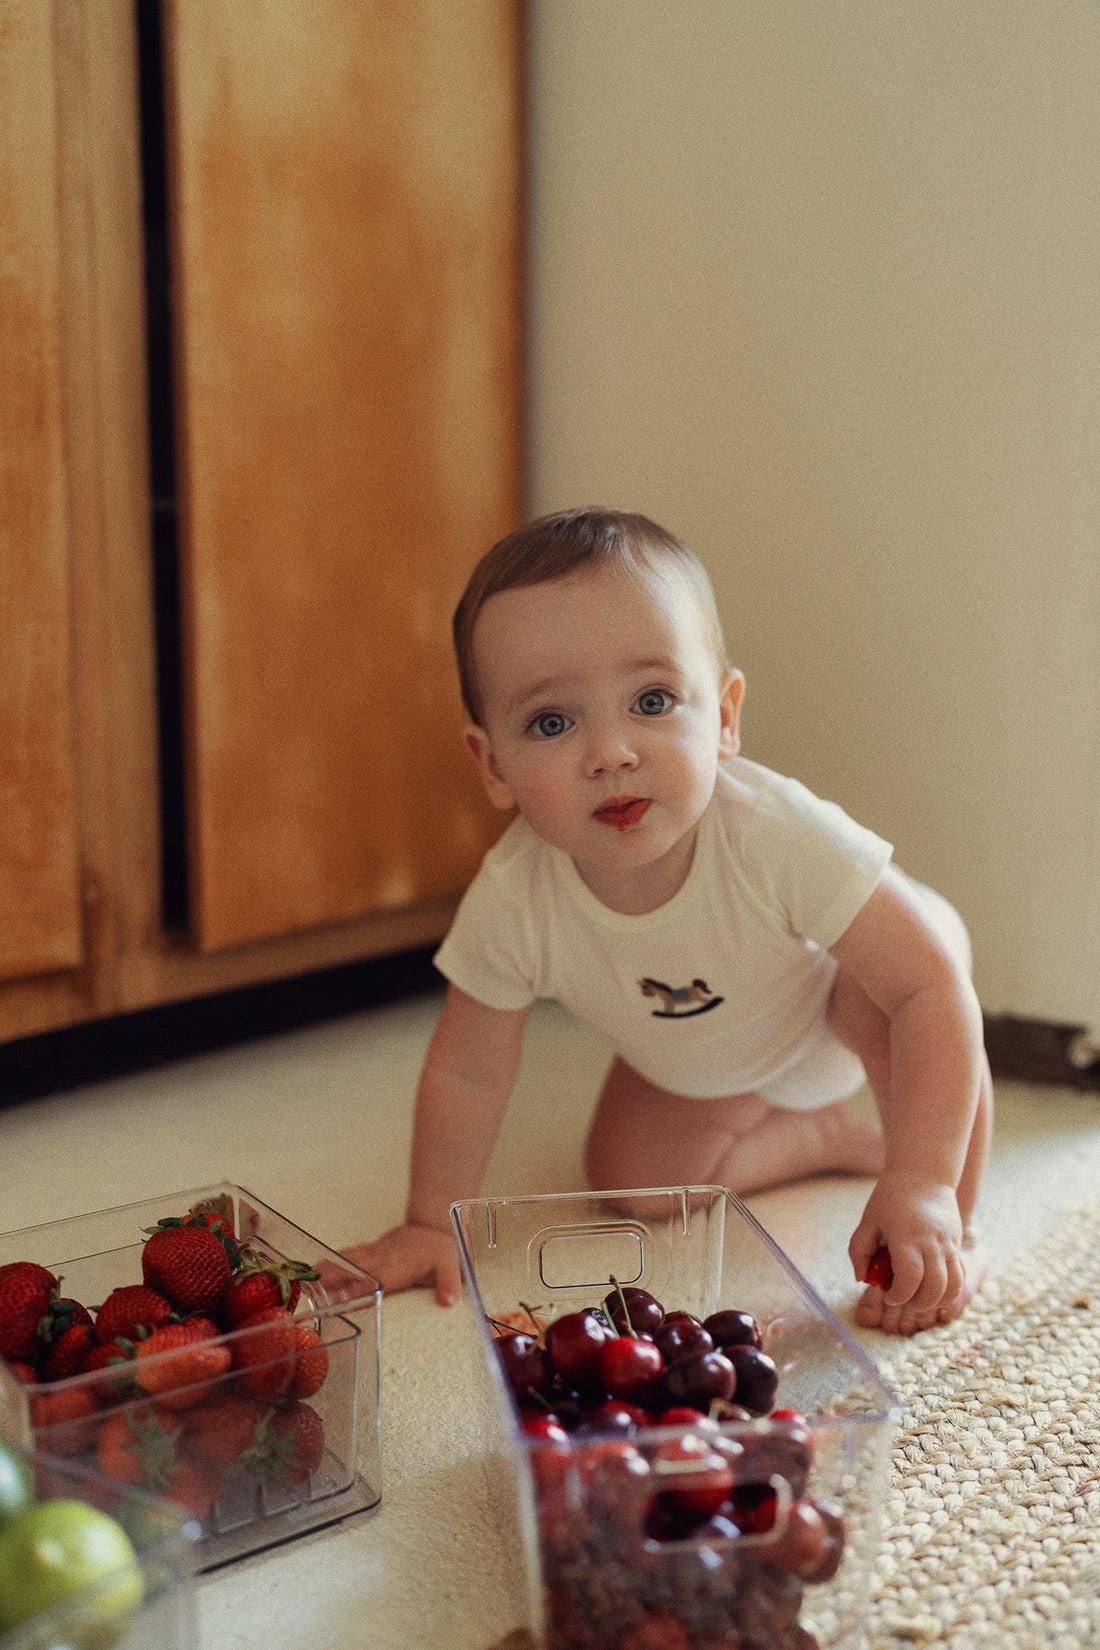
[0,1449,199,1650]
[452,1186,901,1650]
[0,1184,382,1572]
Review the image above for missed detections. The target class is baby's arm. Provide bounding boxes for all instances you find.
[828,869,985,1315]
[342,983,528,1306]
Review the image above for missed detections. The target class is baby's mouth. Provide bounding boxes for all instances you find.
[594,796,650,832]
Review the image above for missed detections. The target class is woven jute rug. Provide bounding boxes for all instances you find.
[864,1201,1100,1649]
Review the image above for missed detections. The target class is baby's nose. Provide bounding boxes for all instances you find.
[584,728,639,777]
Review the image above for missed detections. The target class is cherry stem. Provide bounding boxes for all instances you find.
[518,1301,545,1337]
[608,1275,637,1338]
[485,1316,517,1337]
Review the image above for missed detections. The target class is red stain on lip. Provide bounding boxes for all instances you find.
[594,798,650,831]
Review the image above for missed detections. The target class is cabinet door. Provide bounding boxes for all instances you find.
[162,1,521,952]
[0,2,84,981]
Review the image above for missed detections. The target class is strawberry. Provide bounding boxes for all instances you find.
[221,1252,319,1328]
[230,1306,298,1399]
[161,1455,219,1522]
[183,1394,268,1466]
[30,1385,101,1456]
[142,1225,232,1315]
[134,1317,232,1408]
[3,1359,38,1385]
[85,1337,140,1404]
[0,1262,58,1361]
[288,1322,329,1398]
[95,1405,181,1487]
[243,1400,325,1486]
[94,1284,175,1345]
[41,1321,99,1382]
[144,1206,243,1267]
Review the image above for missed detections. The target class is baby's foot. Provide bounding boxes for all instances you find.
[854,1231,988,1336]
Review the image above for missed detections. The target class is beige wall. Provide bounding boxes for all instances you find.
[526,2,1100,1025]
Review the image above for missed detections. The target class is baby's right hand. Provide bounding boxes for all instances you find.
[341,1222,463,1307]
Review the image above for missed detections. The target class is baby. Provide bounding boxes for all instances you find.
[346,507,992,1335]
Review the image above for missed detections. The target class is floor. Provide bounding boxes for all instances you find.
[3,991,1100,1648]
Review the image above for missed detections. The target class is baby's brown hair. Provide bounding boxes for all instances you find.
[454,506,730,724]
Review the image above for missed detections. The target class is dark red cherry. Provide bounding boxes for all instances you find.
[575,1398,652,1434]
[758,1498,830,1577]
[654,1319,713,1363]
[544,1308,614,1382]
[495,1332,551,1402]
[703,1308,763,1349]
[729,1480,778,1534]
[604,1284,665,1336]
[663,1348,735,1408]
[598,1334,664,1401]
[726,1344,779,1415]
[801,1498,846,1583]
[654,1432,735,1521]
[695,1509,742,1545]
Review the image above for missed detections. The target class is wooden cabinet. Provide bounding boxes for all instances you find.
[0,1,521,1044]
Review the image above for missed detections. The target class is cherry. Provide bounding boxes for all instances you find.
[656,1405,711,1429]
[599,1333,663,1402]
[521,1412,569,1442]
[604,1282,665,1336]
[663,1348,735,1408]
[758,1498,829,1576]
[694,1509,741,1546]
[495,1331,551,1402]
[865,1245,894,1290]
[702,1308,762,1350]
[654,1431,735,1521]
[544,1308,614,1382]
[654,1319,714,1363]
[580,1438,652,1527]
[802,1497,846,1583]
[728,1480,778,1534]
[575,1398,651,1434]
[725,1343,779,1414]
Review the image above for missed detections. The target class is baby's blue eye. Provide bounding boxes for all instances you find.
[528,711,573,739]
[633,688,675,717]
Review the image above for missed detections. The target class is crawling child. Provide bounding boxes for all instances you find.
[345,507,992,1335]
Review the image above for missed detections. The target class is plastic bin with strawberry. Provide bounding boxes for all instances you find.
[0,1184,381,1572]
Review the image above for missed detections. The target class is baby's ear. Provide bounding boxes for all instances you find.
[463,725,516,810]
[718,669,745,758]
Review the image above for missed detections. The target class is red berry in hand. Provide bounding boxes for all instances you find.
[544,1309,613,1382]
[598,1334,663,1402]
[865,1246,894,1290]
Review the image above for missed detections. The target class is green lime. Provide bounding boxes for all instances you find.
[0,1437,34,1528]
[0,1497,144,1642]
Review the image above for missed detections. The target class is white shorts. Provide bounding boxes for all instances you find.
[755,1019,867,1112]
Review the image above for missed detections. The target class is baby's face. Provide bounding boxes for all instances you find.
[464,563,743,911]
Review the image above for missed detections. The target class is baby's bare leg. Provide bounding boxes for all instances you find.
[584,1058,884,1197]
[827,960,992,1334]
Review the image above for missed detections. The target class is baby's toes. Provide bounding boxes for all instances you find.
[854,1284,887,1328]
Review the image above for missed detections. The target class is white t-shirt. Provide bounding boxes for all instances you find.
[434,758,893,1099]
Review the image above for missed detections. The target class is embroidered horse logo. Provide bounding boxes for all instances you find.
[639,977,724,1018]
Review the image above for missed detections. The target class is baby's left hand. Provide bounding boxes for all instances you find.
[849,1171,965,1314]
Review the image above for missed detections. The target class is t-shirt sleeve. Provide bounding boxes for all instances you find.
[433,855,541,1011]
[744,775,894,950]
